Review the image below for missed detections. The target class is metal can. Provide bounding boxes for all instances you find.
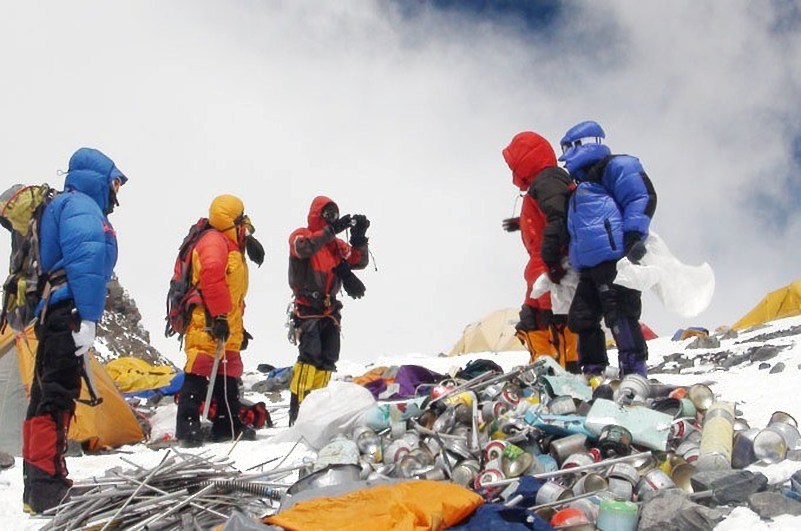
[535,480,574,505]
[549,433,588,465]
[675,440,700,463]
[572,472,608,495]
[636,468,676,497]
[597,425,633,458]
[606,462,640,486]
[474,467,504,489]
[561,451,596,470]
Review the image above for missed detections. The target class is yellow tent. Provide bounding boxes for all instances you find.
[448,308,526,356]
[733,280,801,330]
[104,356,176,394]
[0,326,144,452]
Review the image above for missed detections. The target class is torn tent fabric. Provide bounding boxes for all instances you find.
[265,480,482,530]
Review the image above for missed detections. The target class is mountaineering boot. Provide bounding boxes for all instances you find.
[610,317,648,377]
[211,376,245,442]
[239,427,257,441]
[179,418,203,448]
[288,392,299,427]
[619,352,648,377]
[288,362,323,426]
[176,373,207,446]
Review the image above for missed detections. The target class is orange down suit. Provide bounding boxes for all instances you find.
[184,195,248,378]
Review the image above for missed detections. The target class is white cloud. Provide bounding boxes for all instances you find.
[1,1,799,368]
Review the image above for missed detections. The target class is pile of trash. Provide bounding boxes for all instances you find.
[271,356,801,530]
[46,355,801,530]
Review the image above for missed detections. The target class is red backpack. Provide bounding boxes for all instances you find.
[165,218,212,341]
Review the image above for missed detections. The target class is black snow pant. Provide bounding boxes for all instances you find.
[176,373,244,443]
[288,314,341,425]
[567,261,648,375]
[23,301,82,514]
[296,315,341,371]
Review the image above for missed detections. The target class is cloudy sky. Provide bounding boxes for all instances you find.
[1,1,800,369]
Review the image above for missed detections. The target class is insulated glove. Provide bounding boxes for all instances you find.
[241,330,253,351]
[245,235,265,267]
[623,232,647,265]
[350,214,370,247]
[72,320,96,357]
[546,261,566,284]
[329,214,353,234]
[502,217,520,232]
[332,261,366,299]
[211,316,230,342]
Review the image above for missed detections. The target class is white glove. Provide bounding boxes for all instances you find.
[72,320,97,356]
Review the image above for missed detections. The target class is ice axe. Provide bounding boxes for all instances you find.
[77,351,103,407]
[201,339,225,422]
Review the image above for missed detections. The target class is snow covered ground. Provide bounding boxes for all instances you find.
[4,316,801,529]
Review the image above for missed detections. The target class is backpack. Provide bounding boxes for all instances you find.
[164,217,212,341]
[0,183,59,332]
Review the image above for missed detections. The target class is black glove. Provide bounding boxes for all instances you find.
[545,261,566,284]
[241,330,253,351]
[245,235,265,267]
[211,316,230,342]
[350,214,370,247]
[329,214,353,234]
[332,261,366,299]
[624,232,647,264]
[502,217,520,232]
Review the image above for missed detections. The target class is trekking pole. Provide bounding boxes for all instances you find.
[201,340,225,422]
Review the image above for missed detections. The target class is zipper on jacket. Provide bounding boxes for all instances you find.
[604,219,617,251]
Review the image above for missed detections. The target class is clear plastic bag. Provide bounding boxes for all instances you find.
[615,231,715,318]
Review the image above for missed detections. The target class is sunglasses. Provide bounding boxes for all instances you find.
[561,136,603,154]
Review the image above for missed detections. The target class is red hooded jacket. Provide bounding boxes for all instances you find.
[288,196,369,315]
[503,132,573,309]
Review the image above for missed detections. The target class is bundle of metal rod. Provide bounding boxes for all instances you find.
[41,449,288,530]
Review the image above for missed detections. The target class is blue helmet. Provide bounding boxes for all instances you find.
[558,120,611,175]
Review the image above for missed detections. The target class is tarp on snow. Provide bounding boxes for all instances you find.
[732,279,801,330]
[264,480,482,531]
[0,326,144,453]
[362,365,444,400]
[269,381,376,450]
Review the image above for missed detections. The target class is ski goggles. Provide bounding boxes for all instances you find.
[560,136,603,154]
[235,213,255,235]
[321,204,339,223]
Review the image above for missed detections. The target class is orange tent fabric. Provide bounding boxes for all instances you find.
[4,326,144,450]
[265,480,482,531]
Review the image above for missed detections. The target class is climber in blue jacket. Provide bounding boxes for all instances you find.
[24,147,127,515]
[560,121,657,377]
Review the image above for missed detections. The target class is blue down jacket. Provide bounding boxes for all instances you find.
[567,155,654,269]
[37,148,125,321]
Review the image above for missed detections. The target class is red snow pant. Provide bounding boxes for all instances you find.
[23,301,81,514]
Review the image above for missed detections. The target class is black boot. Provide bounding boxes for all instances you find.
[211,376,245,442]
[176,374,207,446]
[288,392,299,427]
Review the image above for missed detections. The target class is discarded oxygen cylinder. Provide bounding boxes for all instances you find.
[696,401,734,471]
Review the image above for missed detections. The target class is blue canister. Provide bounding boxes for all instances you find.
[597,499,638,531]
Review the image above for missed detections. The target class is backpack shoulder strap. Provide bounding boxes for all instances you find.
[584,155,616,184]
